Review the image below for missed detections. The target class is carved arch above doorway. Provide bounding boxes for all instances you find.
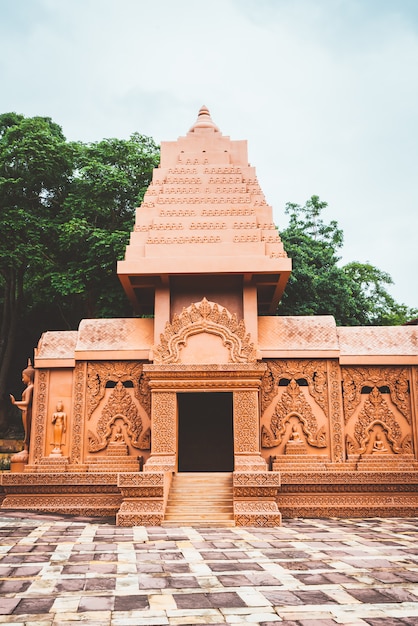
[153,298,257,364]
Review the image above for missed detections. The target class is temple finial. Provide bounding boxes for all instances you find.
[189,105,220,132]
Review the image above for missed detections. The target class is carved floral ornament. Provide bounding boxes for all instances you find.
[261,359,329,416]
[87,361,150,419]
[153,298,257,364]
[262,379,327,449]
[342,366,411,424]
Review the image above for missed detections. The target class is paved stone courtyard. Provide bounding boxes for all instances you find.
[0,512,417,625]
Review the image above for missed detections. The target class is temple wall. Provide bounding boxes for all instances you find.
[28,361,152,470]
[30,357,417,472]
[260,359,417,468]
[170,275,244,320]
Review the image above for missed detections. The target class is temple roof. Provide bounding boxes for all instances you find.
[337,326,418,363]
[117,106,291,315]
[34,317,417,366]
[258,316,339,357]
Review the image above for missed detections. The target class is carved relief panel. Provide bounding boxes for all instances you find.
[85,361,151,461]
[30,368,74,465]
[260,359,332,459]
[342,366,414,457]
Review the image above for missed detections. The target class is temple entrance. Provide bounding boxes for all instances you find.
[177,392,234,472]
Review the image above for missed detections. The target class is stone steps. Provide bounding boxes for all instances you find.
[163,472,234,526]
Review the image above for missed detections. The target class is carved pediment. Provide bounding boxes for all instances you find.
[153,298,257,364]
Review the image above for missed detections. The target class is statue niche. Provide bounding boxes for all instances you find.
[88,381,149,454]
[345,386,410,456]
[261,379,327,453]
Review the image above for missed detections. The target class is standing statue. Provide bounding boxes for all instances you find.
[51,401,67,455]
[10,359,35,463]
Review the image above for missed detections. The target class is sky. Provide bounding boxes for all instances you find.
[1,0,417,309]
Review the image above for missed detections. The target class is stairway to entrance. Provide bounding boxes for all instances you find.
[163,472,234,526]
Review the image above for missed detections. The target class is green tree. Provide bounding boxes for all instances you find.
[0,113,73,429]
[46,134,160,323]
[0,115,159,432]
[278,196,416,325]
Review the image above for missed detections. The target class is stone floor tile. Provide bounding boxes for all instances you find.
[0,580,32,593]
[366,617,414,626]
[13,597,56,615]
[113,594,150,611]
[263,589,304,605]
[88,563,118,575]
[54,578,86,592]
[148,593,177,611]
[114,573,140,593]
[217,574,253,586]
[162,562,190,573]
[53,612,111,625]
[299,618,337,626]
[347,588,401,604]
[293,590,338,604]
[261,621,298,626]
[165,575,200,588]
[78,596,114,611]
[137,574,169,589]
[111,616,169,626]
[172,592,213,609]
[139,562,165,573]
[237,589,272,607]
[0,598,21,615]
[292,573,331,584]
[166,607,226,622]
[50,596,81,613]
[61,564,89,575]
[381,588,418,603]
[84,577,116,591]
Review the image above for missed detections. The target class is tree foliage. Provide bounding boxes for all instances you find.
[278,196,417,325]
[46,133,160,322]
[0,113,73,430]
[0,113,159,431]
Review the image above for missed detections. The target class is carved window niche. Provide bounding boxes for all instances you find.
[261,377,328,458]
[342,367,413,459]
[84,362,151,463]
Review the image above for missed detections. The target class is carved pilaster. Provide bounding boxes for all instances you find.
[234,390,266,470]
[70,362,87,465]
[144,391,177,472]
[328,360,345,462]
[31,369,49,465]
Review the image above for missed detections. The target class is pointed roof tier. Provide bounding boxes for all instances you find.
[118,106,291,315]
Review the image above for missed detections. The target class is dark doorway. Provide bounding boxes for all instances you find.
[177,392,233,472]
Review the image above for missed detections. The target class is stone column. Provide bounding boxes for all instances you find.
[233,390,267,471]
[143,390,177,472]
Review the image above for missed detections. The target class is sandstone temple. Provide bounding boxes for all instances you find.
[1,106,417,525]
